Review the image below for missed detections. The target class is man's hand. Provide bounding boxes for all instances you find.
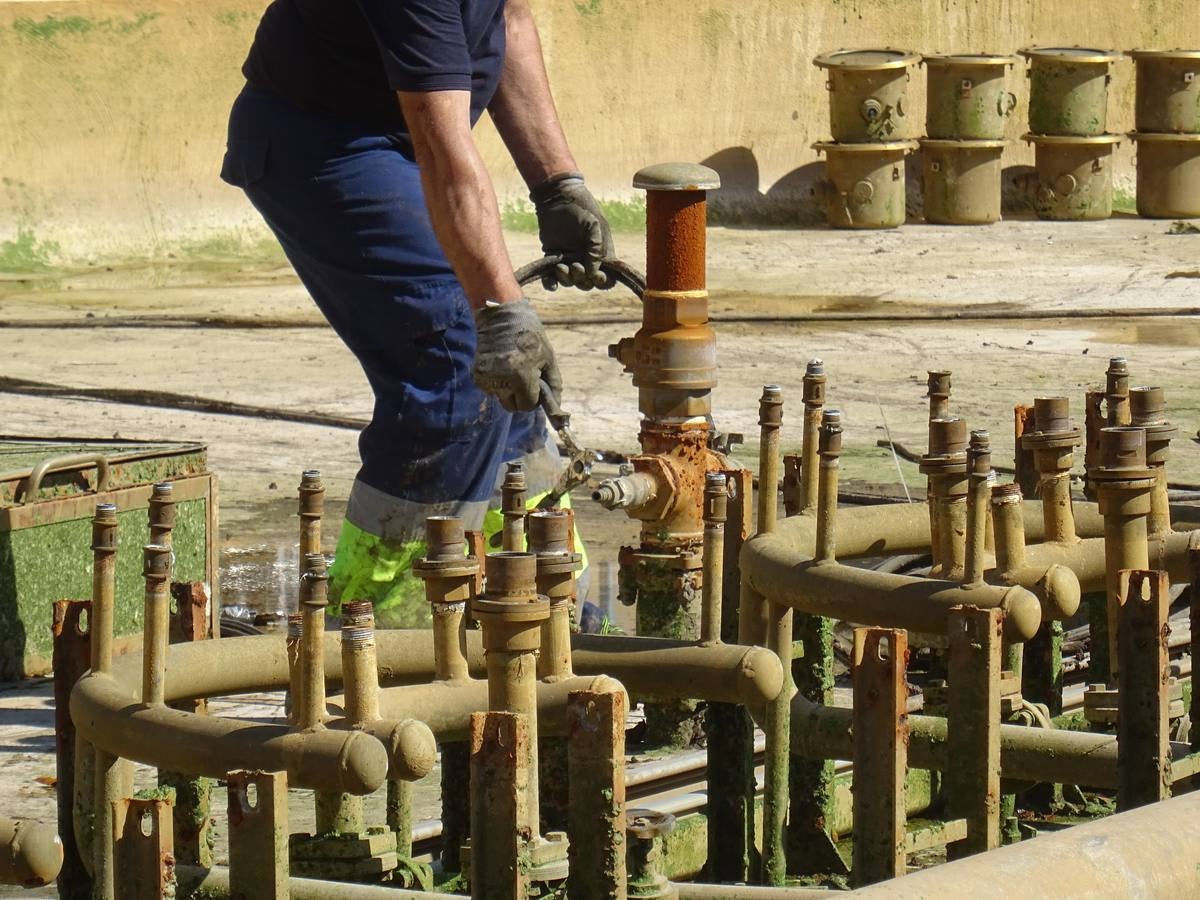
[530,172,615,290]
[472,298,562,412]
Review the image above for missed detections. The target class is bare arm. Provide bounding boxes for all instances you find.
[487,0,576,186]
[398,89,521,309]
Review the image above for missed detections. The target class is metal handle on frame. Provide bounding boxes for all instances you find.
[17,453,112,504]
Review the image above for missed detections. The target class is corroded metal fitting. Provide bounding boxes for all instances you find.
[1106,356,1130,395]
[92,502,118,552]
[921,417,969,474]
[926,370,952,418]
[1090,426,1154,482]
[299,552,329,609]
[341,600,375,649]
[475,553,549,652]
[286,612,304,640]
[703,472,728,524]
[502,463,527,512]
[627,809,677,900]
[991,482,1024,505]
[528,510,583,586]
[1130,386,1178,465]
[759,384,784,428]
[298,469,325,519]
[633,163,722,192]
[148,482,175,541]
[819,409,844,461]
[803,359,827,407]
[142,543,171,583]
[968,429,993,477]
[1023,396,1082,451]
[413,516,478,581]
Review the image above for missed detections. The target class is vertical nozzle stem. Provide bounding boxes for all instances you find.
[927,370,952,425]
[963,431,994,586]
[141,544,172,706]
[285,613,305,726]
[701,473,728,644]
[1106,357,1131,427]
[800,360,827,515]
[530,510,579,680]
[501,463,527,552]
[298,470,325,577]
[299,553,329,730]
[341,600,380,725]
[815,410,843,564]
[420,517,474,683]
[990,483,1027,574]
[757,385,784,537]
[148,482,175,548]
[1031,397,1079,545]
[90,503,119,675]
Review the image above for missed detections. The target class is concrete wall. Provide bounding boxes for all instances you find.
[2,0,1197,262]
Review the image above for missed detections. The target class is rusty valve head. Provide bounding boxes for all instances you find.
[142,544,172,582]
[1090,426,1155,482]
[149,482,176,528]
[926,369,952,405]
[299,552,329,608]
[759,384,784,427]
[627,808,677,840]
[991,481,1024,505]
[968,429,993,477]
[819,409,844,459]
[475,552,549,648]
[528,511,582,580]
[703,472,728,524]
[414,515,478,581]
[803,359,827,406]
[1129,387,1178,462]
[92,502,119,552]
[341,600,376,649]
[921,417,969,474]
[298,469,325,518]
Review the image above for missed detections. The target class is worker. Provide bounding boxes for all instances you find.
[220,0,610,624]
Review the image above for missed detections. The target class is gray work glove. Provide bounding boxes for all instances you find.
[472,298,562,413]
[530,172,615,291]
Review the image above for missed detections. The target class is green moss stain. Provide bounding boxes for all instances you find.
[0,228,60,273]
[216,10,259,28]
[574,0,604,16]
[12,12,159,44]
[699,9,731,54]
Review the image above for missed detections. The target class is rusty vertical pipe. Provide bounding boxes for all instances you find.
[852,627,909,887]
[148,482,175,548]
[1091,427,1154,680]
[474,552,548,836]
[286,613,304,726]
[53,601,92,900]
[1116,569,1170,811]
[1130,386,1176,537]
[501,463,528,552]
[800,360,827,515]
[757,385,784,537]
[922,418,969,579]
[990,483,1026,574]
[91,503,118,676]
[141,544,172,706]
[415,517,476,683]
[1025,397,1080,545]
[963,431,993,587]
[298,470,324,575]
[341,601,380,726]
[299,553,329,731]
[946,606,1003,859]
[568,689,628,900]
[814,410,842,564]
[89,502,121,899]
[701,473,728,644]
[1106,357,1131,427]
[530,510,581,680]
[927,370,952,425]
[926,371,952,561]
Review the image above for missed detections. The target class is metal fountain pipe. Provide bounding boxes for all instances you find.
[757,385,784,537]
[341,600,380,725]
[148,481,175,548]
[1105,356,1131,427]
[962,430,993,586]
[474,552,548,835]
[298,469,324,573]
[89,502,122,899]
[990,483,1026,573]
[1023,396,1081,545]
[1130,385,1177,537]
[814,409,842,563]
[925,370,953,560]
[91,503,118,675]
[701,473,727,644]
[141,543,172,706]
[529,509,581,679]
[299,552,330,730]
[921,417,969,578]
[927,370,953,424]
[414,516,476,682]
[501,462,527,552]
[1091,426,1155,677]
[799,360,827,515]
[286,613,304,726]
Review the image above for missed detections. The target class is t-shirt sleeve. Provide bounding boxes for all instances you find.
[354,0,472,93]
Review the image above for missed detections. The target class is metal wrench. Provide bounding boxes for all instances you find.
[537,379,600,509]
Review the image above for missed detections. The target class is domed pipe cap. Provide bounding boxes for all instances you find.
[633,163,720,192]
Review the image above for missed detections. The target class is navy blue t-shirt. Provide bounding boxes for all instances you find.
[243,0,506,139]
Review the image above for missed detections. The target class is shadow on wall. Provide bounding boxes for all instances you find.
[702,146,1044,227]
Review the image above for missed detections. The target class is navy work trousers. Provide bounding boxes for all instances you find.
[220,86,546,515]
